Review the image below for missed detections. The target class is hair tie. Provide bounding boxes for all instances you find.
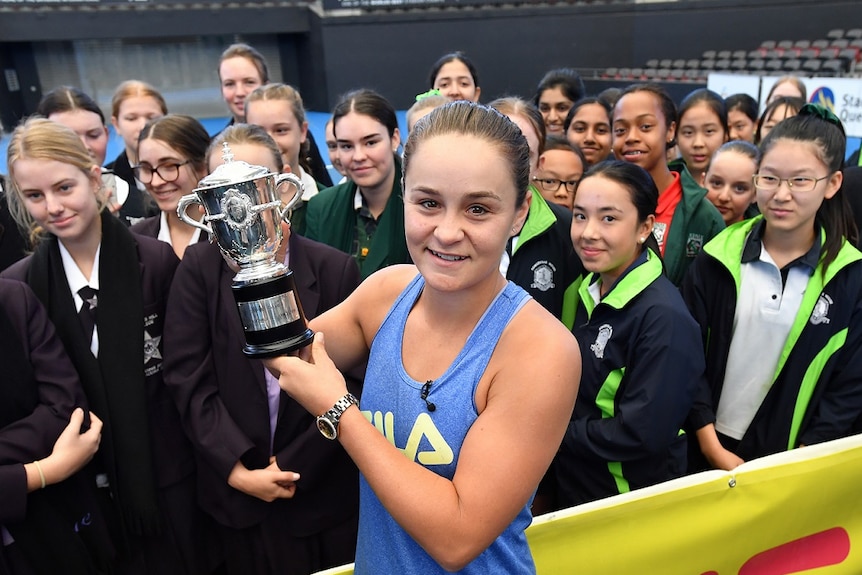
[799,103,842,128]
[415,89,442,102]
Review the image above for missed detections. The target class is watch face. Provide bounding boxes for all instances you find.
[317,416,337,440]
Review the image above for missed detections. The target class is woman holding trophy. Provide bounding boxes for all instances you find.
[162,124,362,575]
[265,101,581,573]
[2,118,216,574]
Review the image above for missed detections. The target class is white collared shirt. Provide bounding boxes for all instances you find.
[157,211,203,247]
[59,241,101,357]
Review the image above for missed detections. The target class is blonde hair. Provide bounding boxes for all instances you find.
[406,95,448,132]
[245,83,310,172]
[111,80,168,119]
[6,117,104,244]
[207,123,284,173]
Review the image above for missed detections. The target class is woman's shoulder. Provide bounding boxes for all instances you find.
[129,215,160,238]
[502,296,580,368]
[0,254,32,282]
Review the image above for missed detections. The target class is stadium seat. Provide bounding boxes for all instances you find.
[831,39,850,49]
[714,59,731,71]
[717,50,732,60]
[783,59,802,71]
[827,29,845,40]
[684,69,702,82]
[656,68,671,79]
[670,69,685,80]
[700,59,716,70]
[802,59,822,74]
[800,48,821,59]
[764,49,785,59]
[685,59,700,69]
[760,40,777,50]
[602,67,618,79]
[730,59,747,71]
[777,40,794,50]
[619,68,633,80]
[819,47,841,59]
[631,68,644,79]
[643,68,658,79]
[645,59,659,68]
[701,50,716,60]
[821,59,846,74]
[748,58,765,72]
[765,59,784,72]
[731,50,747,60]
[748,49,765,59]
[794,40,811,49]
[847,29,862,40]
[839,48,860,62]
[852,39,862,50]
[671,59,686,69]
[812,39,831,50]
[659,59,673,68]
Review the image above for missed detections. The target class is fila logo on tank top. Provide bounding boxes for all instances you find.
[362,410,454,465]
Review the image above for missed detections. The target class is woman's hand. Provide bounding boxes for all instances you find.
[696,424,744,471]
[227,459,300,502]
[29,408,103,490]
[264,332,348,417]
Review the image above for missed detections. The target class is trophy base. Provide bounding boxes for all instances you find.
[232,269,314,358]
[242,328,314,358]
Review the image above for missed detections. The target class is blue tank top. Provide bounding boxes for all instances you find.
[354,274,535,575]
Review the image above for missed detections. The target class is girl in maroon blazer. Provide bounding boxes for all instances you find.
[0,278,109,575]
[2,118,217,575]
[163,124,362,575]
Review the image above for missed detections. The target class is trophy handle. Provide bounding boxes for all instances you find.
[275,173,305,221]
[177,193,214,235]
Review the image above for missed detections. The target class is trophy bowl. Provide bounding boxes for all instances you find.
[177,143,314,357]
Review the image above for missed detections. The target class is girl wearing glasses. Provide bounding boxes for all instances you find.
[2,118,217,574]
[132,115,211,259]
[682,105,862,471]
[489,97,583,327]
[532,135,585,211]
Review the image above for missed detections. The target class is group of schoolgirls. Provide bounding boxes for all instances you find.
[539,79,862,511]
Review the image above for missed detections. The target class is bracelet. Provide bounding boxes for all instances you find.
[33,460,46,489]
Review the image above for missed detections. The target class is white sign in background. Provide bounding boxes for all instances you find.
[709,73,862,138]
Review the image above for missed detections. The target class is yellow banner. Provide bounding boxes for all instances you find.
[316,434,862,575]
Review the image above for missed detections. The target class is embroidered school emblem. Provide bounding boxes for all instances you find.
[652,222,667,248]
[810,294,833,325]
[530,261,557,292]
[143,330,162,363]
[686,233,704,257]
[590,324,613,359]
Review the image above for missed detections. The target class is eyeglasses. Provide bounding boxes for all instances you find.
[133,160,190,184]
[532,176,579,194]
[752,174,832,193]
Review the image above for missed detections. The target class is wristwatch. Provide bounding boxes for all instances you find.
[316,393,359,440]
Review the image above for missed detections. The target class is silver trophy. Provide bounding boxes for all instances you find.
[177,143,314,357]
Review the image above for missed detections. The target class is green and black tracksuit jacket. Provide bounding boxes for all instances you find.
[681,217,862,462]
[555,249,703,506]
[507,189,583,329]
